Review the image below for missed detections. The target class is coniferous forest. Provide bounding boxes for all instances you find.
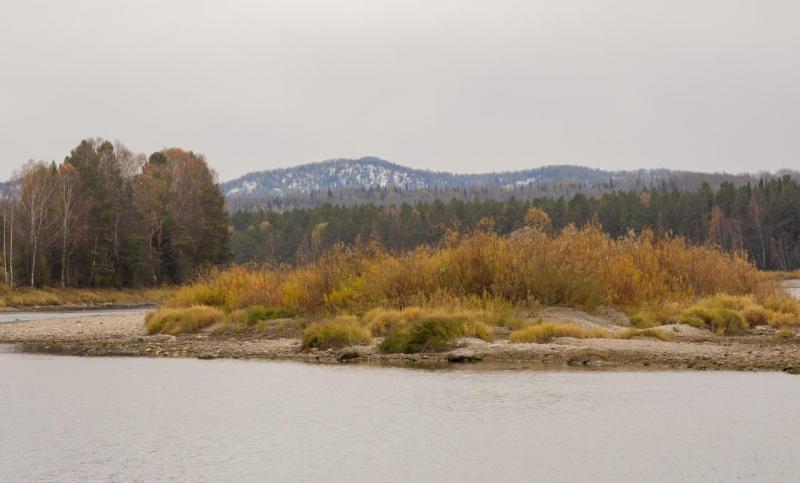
[0,139,229,288]
[230,177,800,271]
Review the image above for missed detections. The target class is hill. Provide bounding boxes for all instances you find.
[222,157,675,196]
[222,157,770,211]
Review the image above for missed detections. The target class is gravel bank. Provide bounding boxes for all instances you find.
[1,310,799,373]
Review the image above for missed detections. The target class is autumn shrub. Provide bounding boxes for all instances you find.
[508,323,607,343]
[161,224,771,320]
[146,306,225,335]
[378,315,494,353]
[169,266,283,310]
[302,318,372,350]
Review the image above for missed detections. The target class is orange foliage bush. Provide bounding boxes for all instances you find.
[166,224,772,315]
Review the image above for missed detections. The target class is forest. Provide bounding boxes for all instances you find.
[230,176,800,271]
[0,139,229,288]
[3,139,799,291]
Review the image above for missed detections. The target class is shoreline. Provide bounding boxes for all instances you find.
[2,310,799,373]
[0,303,158,314]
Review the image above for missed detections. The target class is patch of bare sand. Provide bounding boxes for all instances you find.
[0,313,146,342]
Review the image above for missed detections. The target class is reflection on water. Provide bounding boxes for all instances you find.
[1,351,799,482]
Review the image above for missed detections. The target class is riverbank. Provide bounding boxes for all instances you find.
[0,286,171,309]
[2,308,800,373]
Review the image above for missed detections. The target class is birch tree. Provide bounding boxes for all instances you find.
[58,162,80,287]
[16,162,57,287]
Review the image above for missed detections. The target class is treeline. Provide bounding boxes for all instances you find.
[226,174,756,212]
[0,139,229,287]
[231,176,800,270]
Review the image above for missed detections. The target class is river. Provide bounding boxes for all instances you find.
[1,349,799,482]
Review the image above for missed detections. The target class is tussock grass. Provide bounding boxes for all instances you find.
[629,303,682,328]
[302,318,372,350]
[741,305,770,326]
[680,306,747,335]
[508,323,607,343]
[212,309,303,337]
[363,306,521,337]
[378,314,494,354]
[363,307,429,337]
[242,305,294,325]
[615,328,675,342]
[678,294,800,334]
[763,297,800,327]
[145,306,225,335]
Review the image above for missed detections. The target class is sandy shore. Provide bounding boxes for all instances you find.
[2,308,800,373]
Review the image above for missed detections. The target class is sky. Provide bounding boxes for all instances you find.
[1,0,798,182]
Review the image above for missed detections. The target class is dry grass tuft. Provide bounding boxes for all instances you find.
[615,327,675,342]
[0,287,171,308]
[302,318,372,350]
[677,293,800,334]
[145,306,225,335]
[378,314,494,353]
[629,303,682,328]
[509,323,607,343]
[680,305,747,336]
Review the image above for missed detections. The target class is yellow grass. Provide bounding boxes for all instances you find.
[377,313,494,353]
[302,318,372,350]
[509,323,608,343]
[678,293,800,334]
[615,328,675,342]
[0,286,172,308]
[145,305,225,335]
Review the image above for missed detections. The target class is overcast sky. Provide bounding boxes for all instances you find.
[1,0,798,181]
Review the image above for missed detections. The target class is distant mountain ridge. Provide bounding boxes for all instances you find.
[222,156,680,198]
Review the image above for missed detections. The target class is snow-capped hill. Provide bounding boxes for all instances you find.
[221,157,670,198]
[224,157,444,196]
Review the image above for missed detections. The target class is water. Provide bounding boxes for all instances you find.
[2,351,799,482]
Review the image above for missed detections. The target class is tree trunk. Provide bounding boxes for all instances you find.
[61,216,68,288]
[90,234,98,285]
[30,216,37,288]
[2,205,6,286]
[9,206,13,288]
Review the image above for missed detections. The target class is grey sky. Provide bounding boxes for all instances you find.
[1,0,798,182]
